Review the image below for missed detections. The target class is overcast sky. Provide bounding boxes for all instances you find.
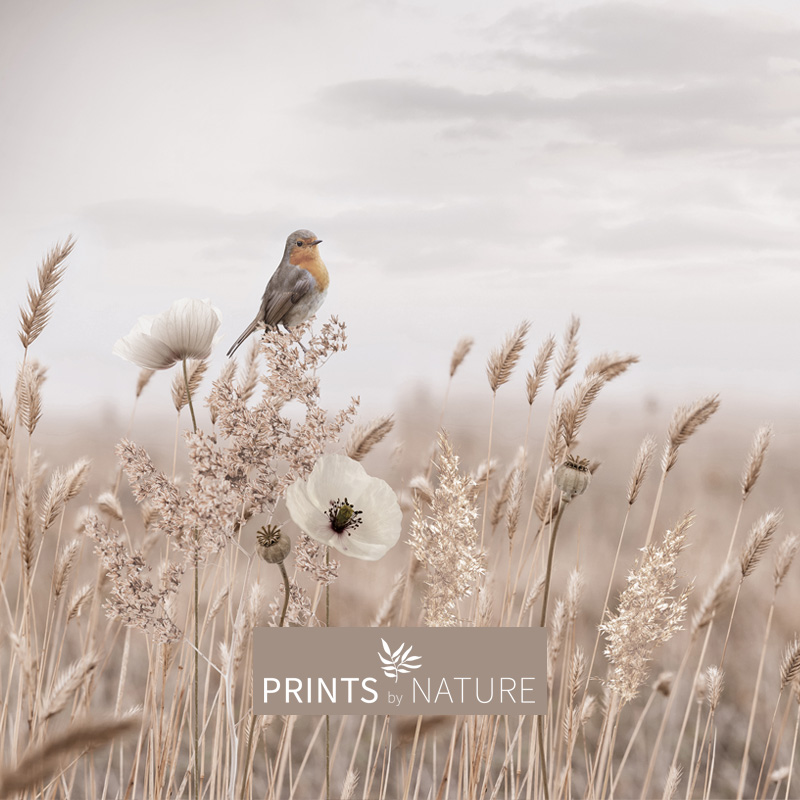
[1,0,799,421]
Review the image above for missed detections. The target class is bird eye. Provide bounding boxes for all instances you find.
[296,241,304,247]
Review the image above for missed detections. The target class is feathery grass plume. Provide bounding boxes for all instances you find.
[601,513,694,704]
[470,458,498,493]
[0,715,138,798]
[770,767,790,784]
[486,320,530,393]
[372,570,406,627]
[774,533,800,590]
[548,599,568,685]
[662,394,720,473]
[526,334,556,405]
[135,368,155,398]
[207,586,229,622]
[15,359,46,435]
[67,583,93,622]
[662,764,682,800]
[505,461,526,540]
[40,469,69,532]
[410,432,485,626]
[490,455,519,528]
[449,335,474,377]
[585,351,640,382]
[208,359,237,425]
[691,563,737,636]
[627,434,657,505]
[559,372,605,452]
[40,651,99,720]
[53,539,80,598]
[554,315,580,390]
[705,666,724,710]
[524,575,546,612]
[739,509,782,578]
[779,638,800,689]
[0,393,10,440]
[346,414,394,461]
[741,424,773,500]
[569,647,587,701]
[341,768,359,800]
[96,491,124,521]
[408,475,434,505]
[16,476,36,579]
[18,235,75,350]
[171,358,208,413]
[238,337,261,403]
[534,467,561,523]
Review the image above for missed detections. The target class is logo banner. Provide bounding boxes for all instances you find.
[253,627,547,715]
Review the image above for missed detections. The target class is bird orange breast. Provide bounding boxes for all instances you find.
[291,249,330,291]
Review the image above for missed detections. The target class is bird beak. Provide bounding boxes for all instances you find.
[310,239,323,246]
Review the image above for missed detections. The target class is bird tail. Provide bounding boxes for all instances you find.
[226,318,261,358]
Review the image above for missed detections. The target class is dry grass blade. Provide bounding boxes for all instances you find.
[627,435,657,505]
[526,334,556,405]
[171,358,209,412]
[18,235,75,350]
[554,314,580,390]
[450,336,474,378]
[662,394,720,473]
[739,509,782,578]
[741,424,773,500]
[0,715,138,798]
[585,352,640,382]
[486,321,530,393]
[346,414,395,461]
[16,360,46,435]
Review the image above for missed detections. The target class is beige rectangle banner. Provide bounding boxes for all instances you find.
[253,627,546,715]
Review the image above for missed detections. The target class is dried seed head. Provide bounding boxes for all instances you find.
[626,435,656,506]
[554,455,591,499]
[256,525,291,564]
[486,321,530,393]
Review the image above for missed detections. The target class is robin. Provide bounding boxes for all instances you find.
[227,229,329,357]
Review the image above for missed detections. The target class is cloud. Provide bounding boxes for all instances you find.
[495,3,800,81]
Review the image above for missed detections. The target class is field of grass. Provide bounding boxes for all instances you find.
[1,241,798,799]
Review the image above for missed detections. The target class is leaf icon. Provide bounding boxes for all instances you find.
[378,641,423,683]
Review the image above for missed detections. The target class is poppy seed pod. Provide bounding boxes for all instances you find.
[257,525,291,564]
[554,454,591,499]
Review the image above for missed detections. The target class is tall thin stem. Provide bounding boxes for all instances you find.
[183,358,200,800]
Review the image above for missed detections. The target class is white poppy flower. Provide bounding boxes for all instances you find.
[113,298,222,370]
[286,454,402,560]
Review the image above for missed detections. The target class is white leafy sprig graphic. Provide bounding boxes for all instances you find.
[378,638,422,683]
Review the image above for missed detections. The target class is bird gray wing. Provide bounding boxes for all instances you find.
[262,268,316,327]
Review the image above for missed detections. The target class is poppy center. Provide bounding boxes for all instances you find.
[328,497,363,535]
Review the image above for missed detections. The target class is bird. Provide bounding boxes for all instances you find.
[227,229,329,357]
